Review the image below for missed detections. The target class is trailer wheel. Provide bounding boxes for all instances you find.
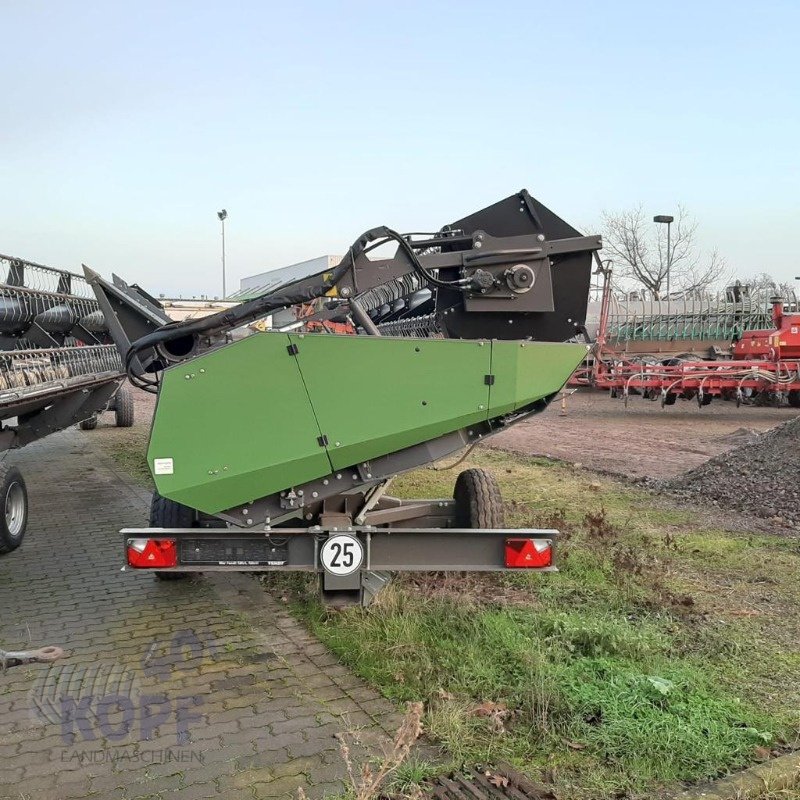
[453,468,505,528]
[789,390,800,408]
[149,493,193,580]
[0,465,28,554]
[114,385,135,428]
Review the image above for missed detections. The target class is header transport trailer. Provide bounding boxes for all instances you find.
[88,191,600,605]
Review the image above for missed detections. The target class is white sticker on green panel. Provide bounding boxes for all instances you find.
[153,458,174,475]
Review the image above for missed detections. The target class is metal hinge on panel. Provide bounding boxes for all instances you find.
[317,435,329,447]
[287,343,299,356]
[484,374,495,385]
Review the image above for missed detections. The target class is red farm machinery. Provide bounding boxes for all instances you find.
[574,267,800,408]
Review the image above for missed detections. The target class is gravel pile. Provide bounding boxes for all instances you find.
[664,415,800,527]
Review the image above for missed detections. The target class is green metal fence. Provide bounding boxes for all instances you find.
[606,292,794,343]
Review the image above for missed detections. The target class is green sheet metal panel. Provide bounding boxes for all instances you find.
[148,333,331,514]
[148,333,587,515]
[289,334,492,470]
[489,341,588,415]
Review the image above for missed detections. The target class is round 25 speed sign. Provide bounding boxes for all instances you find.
[320,534,364,576]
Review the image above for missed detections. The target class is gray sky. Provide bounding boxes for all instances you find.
[2,0,798,297]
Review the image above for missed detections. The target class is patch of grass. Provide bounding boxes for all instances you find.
[389,757,443,791]
[297,591,775,794]
[277,448,800,799]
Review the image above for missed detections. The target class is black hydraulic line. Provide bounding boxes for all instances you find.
[360,231,471,255]
[124,224,470,385]
[124,252,356,380]
[363,227,469,290]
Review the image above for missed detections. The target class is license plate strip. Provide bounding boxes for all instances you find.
[179,537,288,566]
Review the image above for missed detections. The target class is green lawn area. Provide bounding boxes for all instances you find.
[270,449,800,800]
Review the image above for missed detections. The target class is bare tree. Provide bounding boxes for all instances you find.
[734,271,795,299]
[600,205,726,299]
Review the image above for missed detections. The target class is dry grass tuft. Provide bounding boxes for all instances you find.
[335,701,424,800]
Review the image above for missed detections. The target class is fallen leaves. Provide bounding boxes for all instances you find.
[471,700,510,733]
[487,771,510,788]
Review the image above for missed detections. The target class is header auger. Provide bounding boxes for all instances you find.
[89,190,600,604]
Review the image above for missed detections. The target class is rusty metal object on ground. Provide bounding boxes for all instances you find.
[0,644,65,670]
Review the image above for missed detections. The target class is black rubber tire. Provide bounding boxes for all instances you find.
[453,468,505,528]
[0,464,28,554]
[789,390,800,408]
[114,384,135,428]
[149,493,193,580]
[79,413,98,431]
[663,393,677,406]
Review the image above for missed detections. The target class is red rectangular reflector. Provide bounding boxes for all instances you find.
[505,538,552,568]
[127,538,178,568]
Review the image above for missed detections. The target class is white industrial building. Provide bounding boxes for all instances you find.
[237,255,343,297]
[234,256,343,328]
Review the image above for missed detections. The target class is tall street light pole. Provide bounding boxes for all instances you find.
[217,209,228,299]
[653,215,674,299]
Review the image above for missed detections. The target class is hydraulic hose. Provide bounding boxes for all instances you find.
[125,225,469,388]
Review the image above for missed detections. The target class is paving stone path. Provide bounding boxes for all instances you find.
[0,426,399,799]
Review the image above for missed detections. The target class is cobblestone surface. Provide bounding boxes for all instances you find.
[0,425,399,799]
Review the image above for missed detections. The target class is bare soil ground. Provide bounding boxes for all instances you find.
[92,384,156,431]
[131,384,156,420]
[489,389,796,480]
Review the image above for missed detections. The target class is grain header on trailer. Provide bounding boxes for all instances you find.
[89,191,600,604]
